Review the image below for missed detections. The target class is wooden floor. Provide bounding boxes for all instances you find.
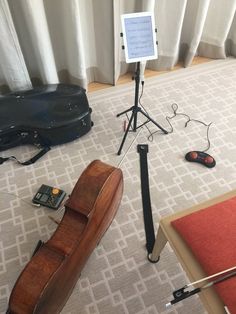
[88,57,211,93]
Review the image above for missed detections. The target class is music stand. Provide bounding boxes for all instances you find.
[117,12,168,155]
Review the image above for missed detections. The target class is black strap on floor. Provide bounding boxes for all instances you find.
[137,144,157,262]
[0,146,51,166]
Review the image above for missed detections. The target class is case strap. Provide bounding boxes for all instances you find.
[0,146,50,166]
[137,144,156,260]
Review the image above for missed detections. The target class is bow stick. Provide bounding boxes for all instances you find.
[166,265,236,307]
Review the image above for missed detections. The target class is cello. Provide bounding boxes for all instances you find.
[7,160,123,313]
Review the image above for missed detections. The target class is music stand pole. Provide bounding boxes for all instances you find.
[133,61,141,131]
[117,61,168,155]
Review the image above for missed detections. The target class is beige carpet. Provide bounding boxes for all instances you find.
[1,58,236,314]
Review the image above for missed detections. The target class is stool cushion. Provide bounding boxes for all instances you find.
[171,196,236,314]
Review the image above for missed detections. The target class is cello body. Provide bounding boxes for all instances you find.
[7,160,123,314]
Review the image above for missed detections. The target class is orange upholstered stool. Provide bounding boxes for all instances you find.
[150,190,236,314]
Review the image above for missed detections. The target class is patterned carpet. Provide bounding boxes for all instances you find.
[1,58,236,314]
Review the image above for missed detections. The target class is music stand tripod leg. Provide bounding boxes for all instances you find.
[117,106,134,118]
[116,62,168,154]
[117,110,135,155]
[139,109,168,134]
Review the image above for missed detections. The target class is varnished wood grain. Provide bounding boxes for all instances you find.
[8,160,123,314]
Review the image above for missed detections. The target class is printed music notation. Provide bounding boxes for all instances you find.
[123,15,156,60]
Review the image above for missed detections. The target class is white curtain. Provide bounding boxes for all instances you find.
[0,0,236,94]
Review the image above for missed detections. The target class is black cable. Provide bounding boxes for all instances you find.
[123,82,212,152]
[164,103,212,152]
[142,100,212,152]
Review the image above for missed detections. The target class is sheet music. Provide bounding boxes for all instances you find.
[121,12,157,63]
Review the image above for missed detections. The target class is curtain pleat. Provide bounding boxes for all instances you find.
[148,0,188,70]
[181,0,211,67]
[0,0,31,92]
[198,0,236,58]
[228,13,236,55]
[91,0,115,85]
[54,0,88,88]
[21,0,58,84]
[0,0,236,93]
[8,0,58,86]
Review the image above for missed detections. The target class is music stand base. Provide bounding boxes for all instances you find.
[116,61,167,155]
[117,106,168,155]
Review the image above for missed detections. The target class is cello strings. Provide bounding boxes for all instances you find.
[0,190,67,228]
[0,191,39,207]
[117,127,143,169]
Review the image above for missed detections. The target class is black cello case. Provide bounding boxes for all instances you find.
[0,84,93,151]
